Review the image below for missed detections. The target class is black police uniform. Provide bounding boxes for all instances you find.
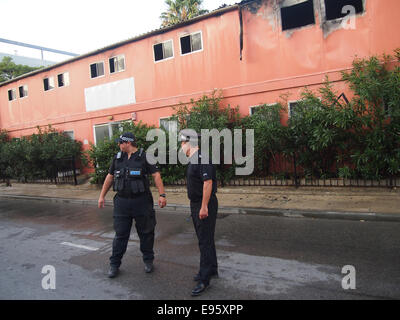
[187,150,218,286]
[108,149,158,269]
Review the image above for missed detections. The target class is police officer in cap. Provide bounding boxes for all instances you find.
[98,132,167,278]
[179,129,219,296]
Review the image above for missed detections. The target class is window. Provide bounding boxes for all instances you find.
[57,72,70,87]
[93,122,124,145]
[109,55,125,74]
[180,32,202,55]
[43,77,55,91]
[159,117,175,132]
[324,0,364,21]
[90,62,105,78]
[154,40,174,62]
[249,104,276,116]
[288,101,299,118]
[64,131,74,140]
[8,89,16,101]
[281,0,315,31]
[18,85,28,98]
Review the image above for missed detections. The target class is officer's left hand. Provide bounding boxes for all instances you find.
[199,206,208,220]
[158,196,167,208]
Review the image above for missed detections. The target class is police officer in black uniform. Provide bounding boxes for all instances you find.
[98,132,167,278]
[179,130,218,296]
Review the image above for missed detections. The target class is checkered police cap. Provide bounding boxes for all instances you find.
[116,132,136,143]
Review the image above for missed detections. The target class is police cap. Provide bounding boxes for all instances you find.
[116,132,136,144]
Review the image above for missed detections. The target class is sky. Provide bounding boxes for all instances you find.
[0,0,238,63]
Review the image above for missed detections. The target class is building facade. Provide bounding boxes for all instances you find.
[1,0,399,150]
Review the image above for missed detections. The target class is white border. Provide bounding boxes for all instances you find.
[89,61,105,79]
[8,88,17,101]
[43,76,55,92]
[109,54,126,74]
[179,30,204,56]
[153,39,174,63]
[288,100,300,118]
[57,72,70,88]
[249,103,277,116]
[18,84,28,99]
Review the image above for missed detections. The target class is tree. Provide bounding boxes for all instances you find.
[0,56,41,83]
[160,0,209,27]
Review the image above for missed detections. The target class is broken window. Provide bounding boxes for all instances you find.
[180,32,202,55]
[8,89,16,101]
[90,62,104,78]
[281,0,315,31]
[43,77,55,91]
[18,85,28,98]
[109,55,125,73]
[324,0,364,21]
[57,72,70,87]
[154,40,173,62]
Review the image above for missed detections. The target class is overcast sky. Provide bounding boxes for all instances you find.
[0,0,238,62]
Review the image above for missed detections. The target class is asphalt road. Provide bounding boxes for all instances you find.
[0,198,399,300]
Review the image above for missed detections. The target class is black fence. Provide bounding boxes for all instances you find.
[160,154,400,188]
[2,157,80,186]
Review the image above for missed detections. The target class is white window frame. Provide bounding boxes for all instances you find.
[159,116,178,132]
[89,61,105,79]
[249,103,277,116]
[179,31,203,56]
[153,39,174,63]
[63,130,74,140]
[43,76,55,92]
[18,85,28,99]
[288,100,300,118]
[93,121,128,146]
[109,55,126,74]
[8,88,17,101]
[57,72,70,88]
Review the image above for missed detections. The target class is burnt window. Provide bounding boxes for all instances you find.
[154,40,173,62]
[324,0,364,20]
[281,0,315,31]
[18,85,28,98]
[90,62,104,78]
[180,32,202,55]
[8,89,16,101]
[43,77,55,91]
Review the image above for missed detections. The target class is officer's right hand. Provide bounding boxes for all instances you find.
[98,197,105,209]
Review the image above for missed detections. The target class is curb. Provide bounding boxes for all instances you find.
[1,193,400,222]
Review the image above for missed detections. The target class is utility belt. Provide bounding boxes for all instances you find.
[113,167,148,195]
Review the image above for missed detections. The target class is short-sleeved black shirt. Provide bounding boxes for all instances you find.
[186,150,217,203]
[109,150,159,198]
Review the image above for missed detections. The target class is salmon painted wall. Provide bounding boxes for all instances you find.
[1,0,399,147]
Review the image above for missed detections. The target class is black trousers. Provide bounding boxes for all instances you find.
[110,195,156,268]
[190,195,218,285]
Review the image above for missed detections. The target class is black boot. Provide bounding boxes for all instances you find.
[108,266,119,278]
[191,281,209,296]
[144,261,154,273]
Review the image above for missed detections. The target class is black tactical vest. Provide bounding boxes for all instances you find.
[113,149,150,197]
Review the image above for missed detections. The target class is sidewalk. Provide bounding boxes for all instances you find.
[1,180,400,222]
